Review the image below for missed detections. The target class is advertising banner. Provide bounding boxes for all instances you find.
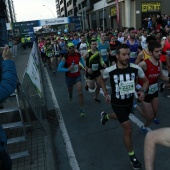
[25,43,42,97]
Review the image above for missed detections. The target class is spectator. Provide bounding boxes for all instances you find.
[0,45,17,170]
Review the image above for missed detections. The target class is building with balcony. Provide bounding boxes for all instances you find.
[62,0,170,30]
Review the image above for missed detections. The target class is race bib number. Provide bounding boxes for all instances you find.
[55,51,59,55]
[101,49,107,56]
[148,83,158,94]
[130,52,137,58]
[70,64,78,73]
[91,64,99,71]
[47,52,53,57]
[119,80,135,95]
[111,50,116,56]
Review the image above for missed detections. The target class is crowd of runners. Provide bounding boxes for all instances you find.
[37,25,170,170]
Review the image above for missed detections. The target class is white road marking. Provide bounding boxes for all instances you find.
[129,114,152,132]
[45,68,80,170]
[89,85,152,131]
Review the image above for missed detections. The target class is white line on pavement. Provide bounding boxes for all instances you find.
[45,68,80,170]
[129,114,152,132]
[89,85,152,132]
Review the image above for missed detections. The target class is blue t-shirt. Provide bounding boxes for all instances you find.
[98,41,109,62]
[72,39,80,47]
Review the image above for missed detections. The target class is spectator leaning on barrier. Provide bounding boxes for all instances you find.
[0,45,17,170]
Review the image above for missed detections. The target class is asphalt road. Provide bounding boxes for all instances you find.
[44,65,170,170]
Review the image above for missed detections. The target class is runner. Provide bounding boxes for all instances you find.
[76,34,89,57]
[97,32,110,68]
[125,27,139,63]
[138,40,170,133]
[135,36,156,64]
[109,35,121,65]
[57,42,86,116]
[100,44,148,169]
[83,38,106,103]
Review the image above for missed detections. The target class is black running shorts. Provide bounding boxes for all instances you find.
[111,103,133,124]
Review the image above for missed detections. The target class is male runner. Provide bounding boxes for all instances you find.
[138,40,170,133]
[83,39,106,103]
[100,44,148,169]
[57,43,86,116]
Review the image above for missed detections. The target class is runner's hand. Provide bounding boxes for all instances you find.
[137,91,145,101]
[68,65,74,71]
[2,45,12,60]
[105,94,111,103]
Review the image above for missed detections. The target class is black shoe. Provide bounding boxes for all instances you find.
[101,111,108,125]
[94,98,101,103]
[130,155,142,170]
[159,83,165,92]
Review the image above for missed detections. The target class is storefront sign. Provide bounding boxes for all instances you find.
[111,6,116,16]
[141,2,161,12]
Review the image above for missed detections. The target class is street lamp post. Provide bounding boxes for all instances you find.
[43,5,56,18]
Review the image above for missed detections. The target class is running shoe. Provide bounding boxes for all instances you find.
[140,126,148,134]
[130,155,142,170]
[152,118,160,124]
[101,111,108,125]
[159,83,165,92]
[94,98,101,103]
[80,110,86,117]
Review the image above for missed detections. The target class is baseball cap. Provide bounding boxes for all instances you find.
[67,43,74,47]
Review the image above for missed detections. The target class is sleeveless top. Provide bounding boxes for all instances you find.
[65,52,80,78]
[160,39,170,62]
[127,39,138,63]
[98,41,109,62]
[85,50,101,79]
[139,59,160,94]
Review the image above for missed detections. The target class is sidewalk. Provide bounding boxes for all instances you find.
[1,47,55,170]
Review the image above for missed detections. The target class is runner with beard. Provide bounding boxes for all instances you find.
[100,44,148,169]
[138,40,170,133]
[124,27,139,63]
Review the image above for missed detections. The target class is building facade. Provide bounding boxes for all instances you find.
[4,0,16,23]
[58,0,170,30]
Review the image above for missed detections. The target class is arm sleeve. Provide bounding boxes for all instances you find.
[0,60,17,103]
[57,60,69,72]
